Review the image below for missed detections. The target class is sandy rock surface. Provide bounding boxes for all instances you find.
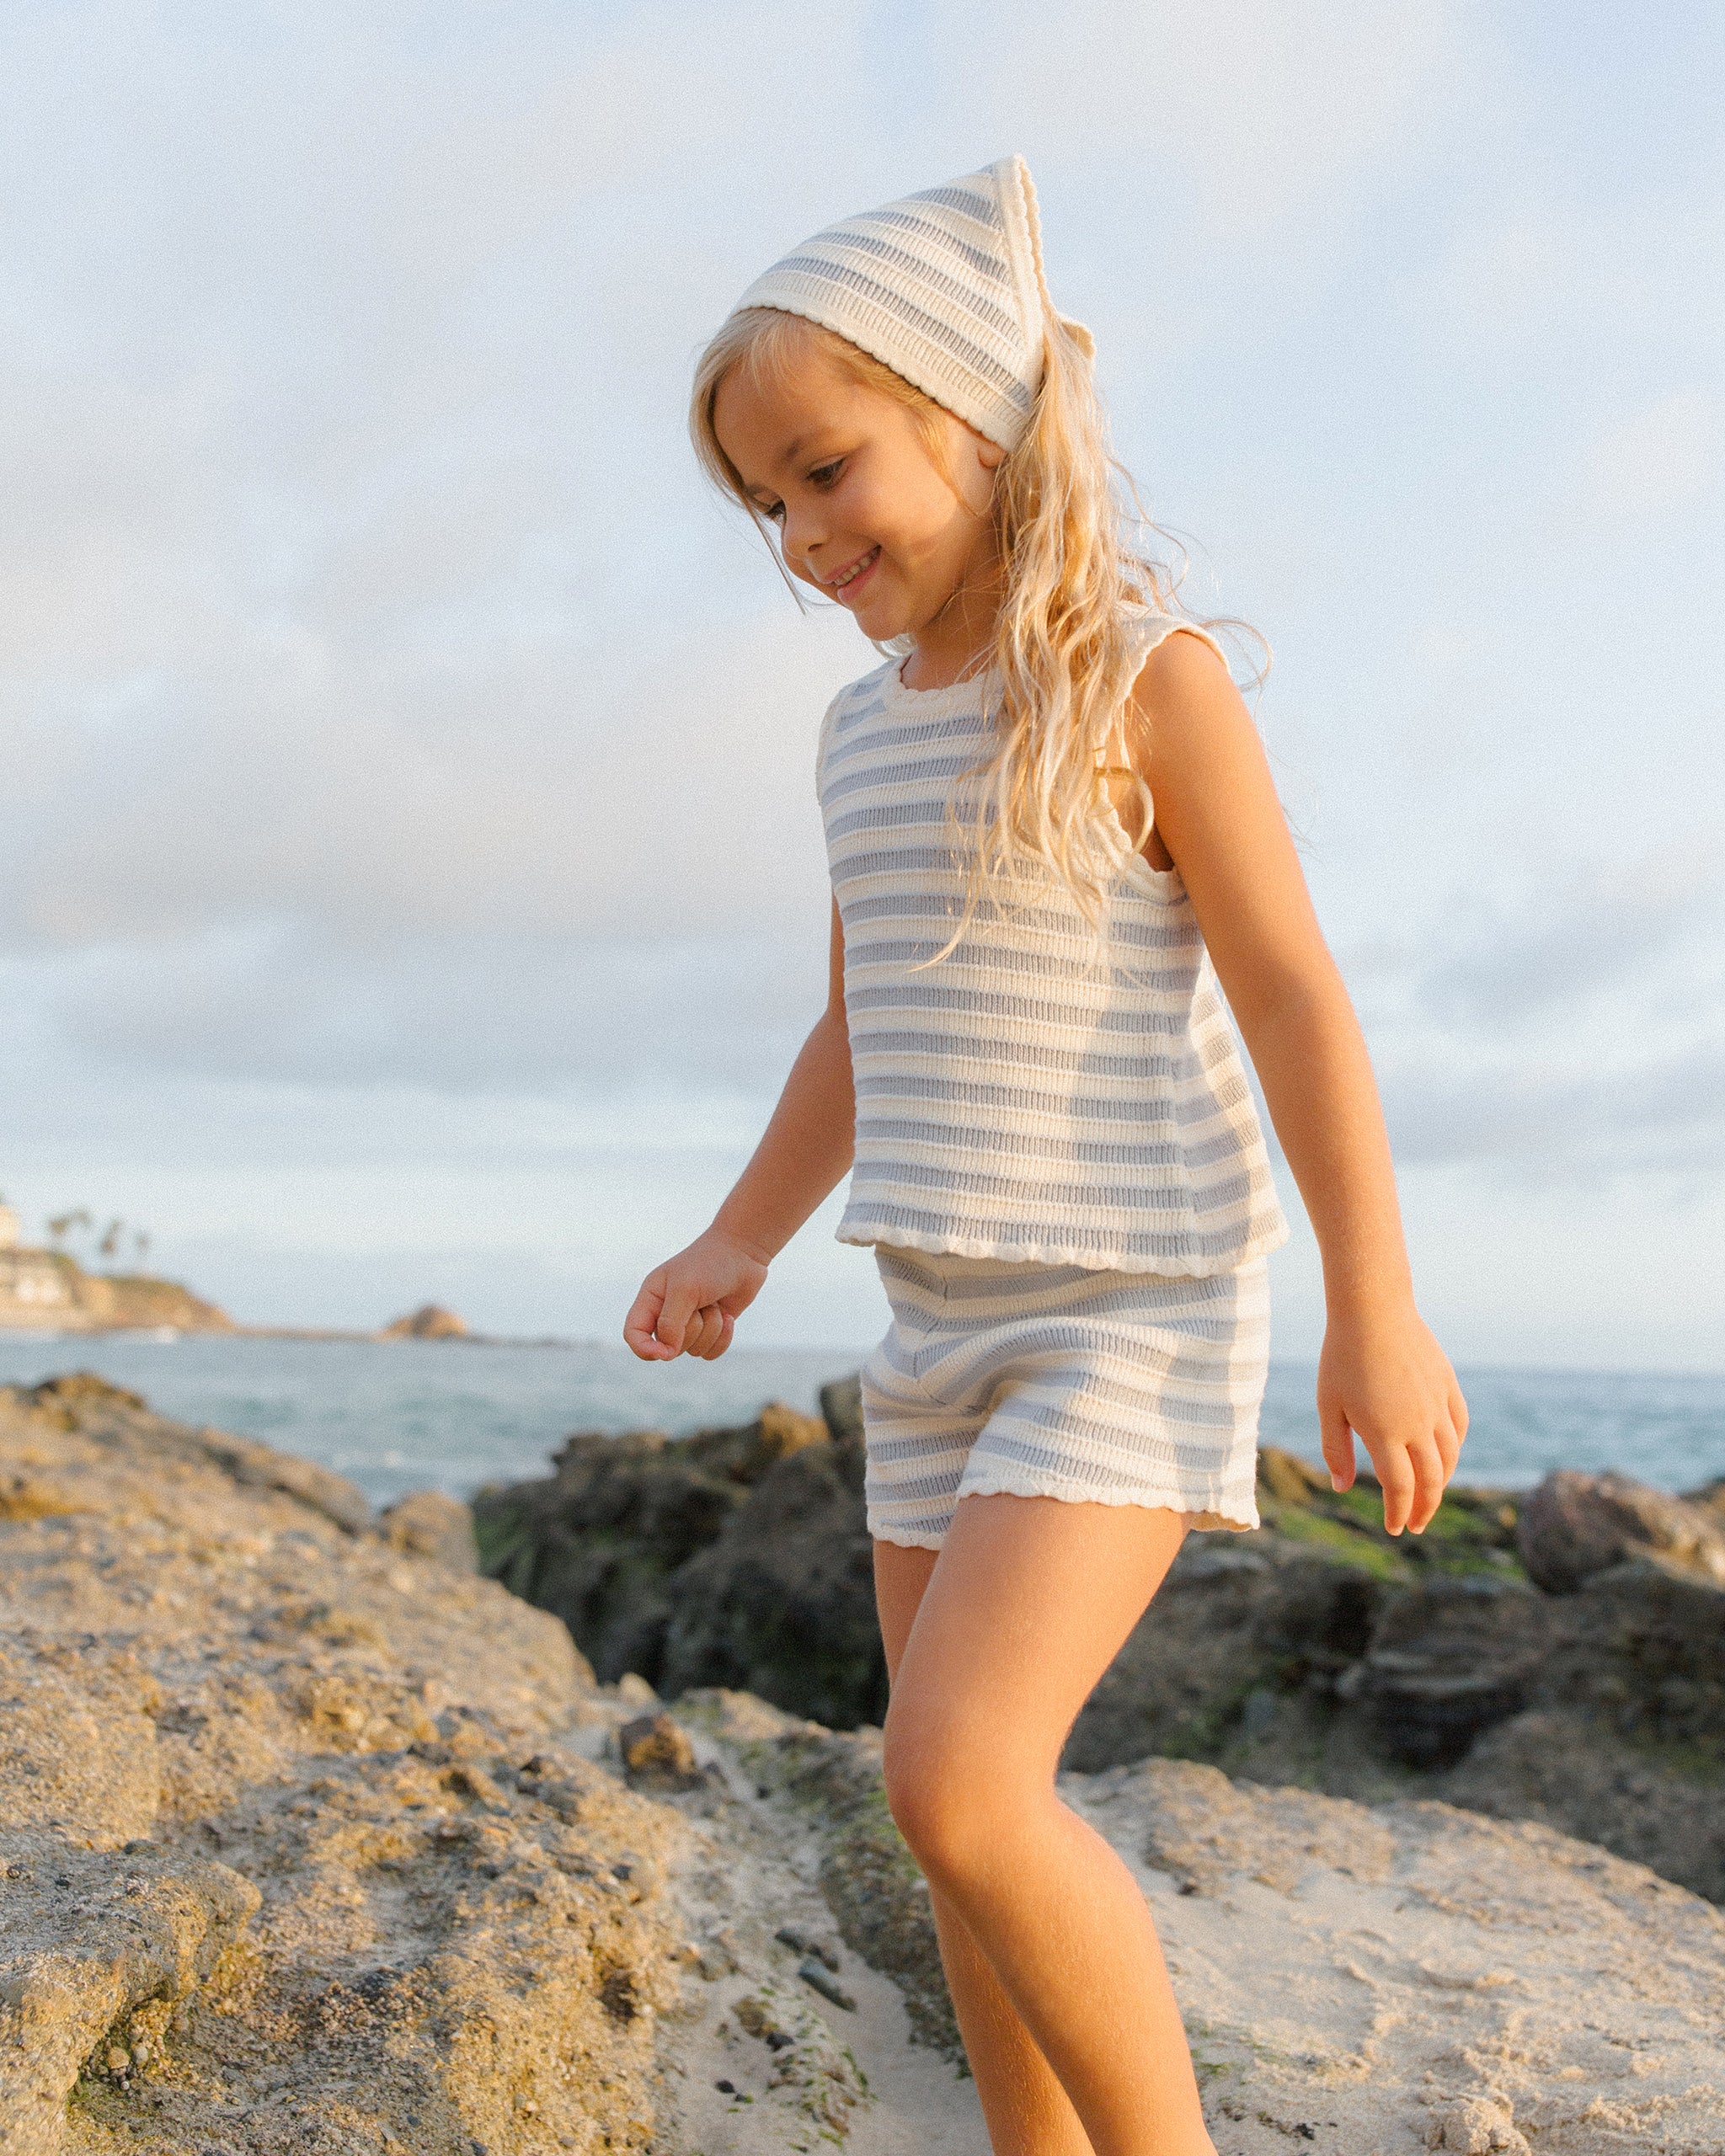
[4,1376,1724,2156]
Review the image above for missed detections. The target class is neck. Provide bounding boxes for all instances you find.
[900,548,1005,691]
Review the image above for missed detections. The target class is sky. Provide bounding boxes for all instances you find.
[2,1,1721,1370]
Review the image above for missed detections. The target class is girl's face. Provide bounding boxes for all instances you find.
[713,329,1004,643]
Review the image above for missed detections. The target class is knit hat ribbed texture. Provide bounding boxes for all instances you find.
[729,154,1092,451]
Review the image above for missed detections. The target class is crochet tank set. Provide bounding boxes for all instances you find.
[732,157,1288,1544]
[818,618,1288,1545]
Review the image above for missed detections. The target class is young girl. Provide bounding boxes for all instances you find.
[625,156,1467,2156]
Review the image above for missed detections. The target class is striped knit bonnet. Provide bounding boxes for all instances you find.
[728,154,1092,453]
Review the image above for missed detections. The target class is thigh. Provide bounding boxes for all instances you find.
[886,1493,1190,1779]
[874,1538,939,1684]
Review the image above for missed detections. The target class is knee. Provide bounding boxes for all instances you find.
[881,1718,1031,1885]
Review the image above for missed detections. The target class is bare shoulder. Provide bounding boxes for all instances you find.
[1125,625,1252,760]
[1132,624,1236,705]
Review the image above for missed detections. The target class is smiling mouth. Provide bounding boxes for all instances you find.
[828,546,879,591]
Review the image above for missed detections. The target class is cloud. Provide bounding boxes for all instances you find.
[1573,392,1724,529]
[1415,846,1722,1032]
[1382,1037,1725,1181]
[1346,844,1725,1178]
[29,926,825,1097]
[988,0,1466,239]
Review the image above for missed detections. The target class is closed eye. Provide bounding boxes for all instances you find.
[809,459,843,488]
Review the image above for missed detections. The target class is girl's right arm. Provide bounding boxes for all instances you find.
[623,899,853,1362]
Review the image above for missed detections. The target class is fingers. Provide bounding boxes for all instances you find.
[1434,1409,1463,1486]
[1450,1378,1470,1447]
[622,1273,672,1361]
[684,1305,734,1361]
[1404,1432,1448,1534]
[651,1273,704,1358]
[693,1308,735,1361]
[1318,1392,1356,1493]
[627,1278,737,1364]
[1375,1440,1417,1536]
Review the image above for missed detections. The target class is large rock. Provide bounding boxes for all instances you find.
[0,1376,697,2154]
[1443,1558,1725,1901]
[1516,1466,1725,1592]
[473,1401,833,1693]
[1353,1576,1553,1769]
[1063,1538,1390,1771]
[661,1434,887,1727]
[22,1374,371,1534]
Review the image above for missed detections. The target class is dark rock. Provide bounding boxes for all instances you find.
[1445,1705,1725,1905]
[1434,1559,1725,1900]
[378,1490,478,1573]
[798,1956,856,2010]
[618,1712,700,1790]
[820,1374,863,1441]
[1356,1576,1553,1769]
[660,1436,885,1727]
[473,1433,748,1687]
[473,1404,837,1696]
[775,1922,841,1970]
[1538,1557,1725,1748]
[1517,1469,1725,1593]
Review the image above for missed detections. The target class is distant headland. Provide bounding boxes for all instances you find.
[0,1198,505,1343]
[0,1199,233,1335]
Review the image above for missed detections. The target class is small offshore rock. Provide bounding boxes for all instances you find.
[618,1711,700,1790]
[381,1303,467,1339]
[798,1956,857,2011]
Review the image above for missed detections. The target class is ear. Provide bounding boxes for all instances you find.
[977,439,1007,472]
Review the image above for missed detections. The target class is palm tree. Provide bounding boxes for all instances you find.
[46,1209,92,1253]
[99,1217,125,1263]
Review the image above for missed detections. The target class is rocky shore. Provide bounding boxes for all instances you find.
[3,1374,1724,2153]
[475,1381,1725,1907]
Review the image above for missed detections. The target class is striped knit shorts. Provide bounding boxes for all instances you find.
[861,1246,1271,1550]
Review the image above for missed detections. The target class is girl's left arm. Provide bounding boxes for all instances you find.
[1126,630,1467,1536]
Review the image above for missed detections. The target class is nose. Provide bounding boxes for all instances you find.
[779,501,826,578]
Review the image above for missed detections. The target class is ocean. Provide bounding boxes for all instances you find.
[0,1331,1719,1513]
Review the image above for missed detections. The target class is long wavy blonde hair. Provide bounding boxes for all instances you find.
[690,304,1252,933]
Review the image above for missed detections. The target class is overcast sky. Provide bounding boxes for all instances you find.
[3,2,1721,1369]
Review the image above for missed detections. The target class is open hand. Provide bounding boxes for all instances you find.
[623,1227,770,1363]
[1316,1303,1467,1535]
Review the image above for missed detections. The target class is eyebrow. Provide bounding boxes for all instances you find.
[743,434,824,505]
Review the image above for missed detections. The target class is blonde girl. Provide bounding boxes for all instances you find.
[625,156,1467,2156]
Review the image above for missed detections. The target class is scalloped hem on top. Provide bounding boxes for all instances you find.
[837,1218,1290,1279]
[868,1471,1262,1550]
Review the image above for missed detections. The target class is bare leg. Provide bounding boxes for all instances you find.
[875,1540,1096,2156]
[879,1495,1215,2156]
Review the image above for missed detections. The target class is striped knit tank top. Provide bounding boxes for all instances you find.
[818,614,1290,1277]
